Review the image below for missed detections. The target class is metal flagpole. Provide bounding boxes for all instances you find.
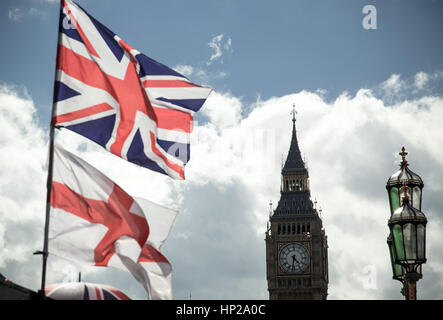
[34,0,63,300]
[34,123,56,299]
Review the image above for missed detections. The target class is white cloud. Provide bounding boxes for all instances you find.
[173,35,233,85]
[1,75,443,299]
[8,8,24,22]
[378,70,443,100]
[380,74,405,97]
[173,65,194,78]
[414,71,429,90]
[28,7,49,20]
[173,64,229,87]
[207,34,233,66]
[207,34,224,65]
[201,91,242,129]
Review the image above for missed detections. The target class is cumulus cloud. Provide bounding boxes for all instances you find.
[0,85,47,286]
[1,74,443,300]
[377,70,443,101]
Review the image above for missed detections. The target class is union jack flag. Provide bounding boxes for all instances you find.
[45,282,131,300]
[53,0,212,179]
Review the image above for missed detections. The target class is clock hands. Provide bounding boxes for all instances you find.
[291,254,300,270]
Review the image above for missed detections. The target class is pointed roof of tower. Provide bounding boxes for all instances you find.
[271,105,316,219]
[282,104,306,173]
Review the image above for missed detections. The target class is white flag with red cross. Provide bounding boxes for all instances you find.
[48,143,177,299]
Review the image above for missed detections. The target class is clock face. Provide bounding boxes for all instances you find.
[279,243,309,273]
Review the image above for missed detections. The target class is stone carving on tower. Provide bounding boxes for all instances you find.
[265,105,329,300]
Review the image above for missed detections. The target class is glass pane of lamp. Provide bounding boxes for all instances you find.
[417,224,425,260]
[412,186,421,210]
[389,187,399,213]
[403,223,417,261]
[393,224,405,261]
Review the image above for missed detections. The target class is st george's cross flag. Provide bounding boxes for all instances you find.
[49,143,177,299]
[52,0,212,179]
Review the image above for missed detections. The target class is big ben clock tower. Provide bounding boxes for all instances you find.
[265,106,328,300]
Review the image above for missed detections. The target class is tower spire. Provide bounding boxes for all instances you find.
[282,104,305,172]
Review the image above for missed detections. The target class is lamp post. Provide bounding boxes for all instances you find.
[386,147,427,300]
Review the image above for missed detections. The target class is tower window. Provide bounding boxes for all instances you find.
[278,224,281,234]
[282,225,286,234]
[307,223,311,233]
[297,224,301,234]
[292,224,295,234]
[302,224,306,233]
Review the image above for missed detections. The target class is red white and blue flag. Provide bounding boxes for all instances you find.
[49,143,178,299]
[53,0,212,179]
[45,282,132,300]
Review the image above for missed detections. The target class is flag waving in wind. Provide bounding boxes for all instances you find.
[52,0,212,179]
[49,143,177,299]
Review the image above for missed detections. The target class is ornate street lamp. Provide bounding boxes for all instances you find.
[386,147,427,300]
[388,184,427,299]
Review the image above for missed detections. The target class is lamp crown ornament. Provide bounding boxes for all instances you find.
[400,181,410,204]
[399,146,408,167]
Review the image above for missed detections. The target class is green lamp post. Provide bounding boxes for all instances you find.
[386,147,427,300]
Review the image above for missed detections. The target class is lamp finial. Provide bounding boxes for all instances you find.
[399,146,408,167]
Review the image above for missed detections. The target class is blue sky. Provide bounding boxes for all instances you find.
[2,0,443,122]
[1,0,443,300]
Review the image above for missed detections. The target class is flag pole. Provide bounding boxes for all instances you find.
[35,0,63,300]
[37,123,56,299]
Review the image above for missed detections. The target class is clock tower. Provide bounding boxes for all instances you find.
[265,107,328,300]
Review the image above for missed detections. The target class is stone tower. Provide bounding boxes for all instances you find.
[265,107,328,300]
